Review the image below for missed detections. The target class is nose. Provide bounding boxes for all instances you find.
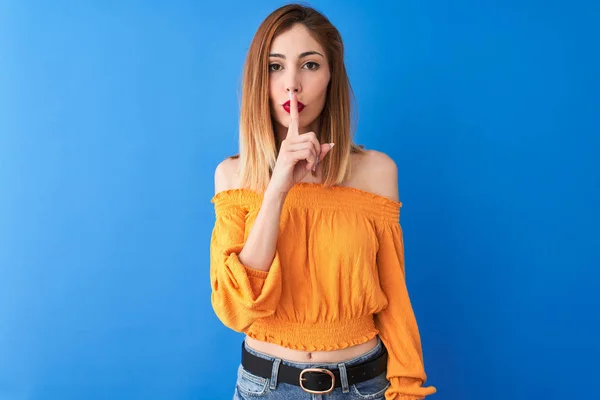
[285,72,301,96]
[283,66,301,99]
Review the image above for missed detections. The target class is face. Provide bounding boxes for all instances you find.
[268,23,331,133]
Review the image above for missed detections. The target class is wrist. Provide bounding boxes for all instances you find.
[264,185,288,206]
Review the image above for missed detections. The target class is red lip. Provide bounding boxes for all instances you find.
[283,100,305,113]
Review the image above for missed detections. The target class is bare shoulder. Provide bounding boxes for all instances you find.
[352,149,399,202]
[214,156,241,195]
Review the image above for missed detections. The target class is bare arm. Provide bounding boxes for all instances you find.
[213,92,333,272]
[214,160,287,272]
[361,150,400,202]
[238,187,286,271]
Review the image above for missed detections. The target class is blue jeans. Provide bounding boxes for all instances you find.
[234,336,390,399]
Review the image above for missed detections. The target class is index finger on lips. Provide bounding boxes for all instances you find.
[289,91,299,136]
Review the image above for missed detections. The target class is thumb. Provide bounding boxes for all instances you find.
[319,142,335,161]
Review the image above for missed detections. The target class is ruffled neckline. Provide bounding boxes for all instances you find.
[211,182,402,207]
[211,182,402,222]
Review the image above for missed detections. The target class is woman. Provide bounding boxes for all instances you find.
[210,4,436,399]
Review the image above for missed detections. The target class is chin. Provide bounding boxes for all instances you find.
[291,116,318,128]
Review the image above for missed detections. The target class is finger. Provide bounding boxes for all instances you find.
[318,142,335,162]
[288,132,322,162]
[286,139,320,160]
[285,141,312,152]
[291,148,317,170]
[290,132,321,160]
[311,141,328,172]
[288,91,299,136]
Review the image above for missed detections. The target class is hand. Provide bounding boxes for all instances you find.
[268,91,334,195]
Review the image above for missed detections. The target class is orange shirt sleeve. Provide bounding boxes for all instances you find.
[210,200,282,332]
[375,219,437,400]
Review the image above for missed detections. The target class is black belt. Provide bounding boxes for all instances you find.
[241,340,388,395]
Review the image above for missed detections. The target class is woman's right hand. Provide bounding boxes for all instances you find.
[268,92,334,195]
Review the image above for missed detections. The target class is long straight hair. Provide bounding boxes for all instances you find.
[234,3,365,192]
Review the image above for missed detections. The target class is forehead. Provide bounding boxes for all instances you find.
[269,24,326,56]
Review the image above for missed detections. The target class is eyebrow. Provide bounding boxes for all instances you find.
[268,51,324,59]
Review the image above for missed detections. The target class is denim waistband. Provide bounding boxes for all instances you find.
[243,335,384,370]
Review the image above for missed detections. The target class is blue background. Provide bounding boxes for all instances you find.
[1,1,599,399]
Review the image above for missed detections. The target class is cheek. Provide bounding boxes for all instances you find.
[269,77,285,109]
[268,82,278,110]
[308,76,330,107]
[320,73,331,95]
[268,81,276,104]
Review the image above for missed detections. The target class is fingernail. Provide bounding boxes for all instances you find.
[289,92,293,101]
[313,159,318,172]
[330,143,335,148]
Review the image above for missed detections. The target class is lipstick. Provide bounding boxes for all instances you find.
[283,100,305,113]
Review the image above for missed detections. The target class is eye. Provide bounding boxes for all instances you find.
[268,64,282,72]
[303,62,320,70]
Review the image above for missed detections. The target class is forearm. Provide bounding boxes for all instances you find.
[238,186,287,271]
